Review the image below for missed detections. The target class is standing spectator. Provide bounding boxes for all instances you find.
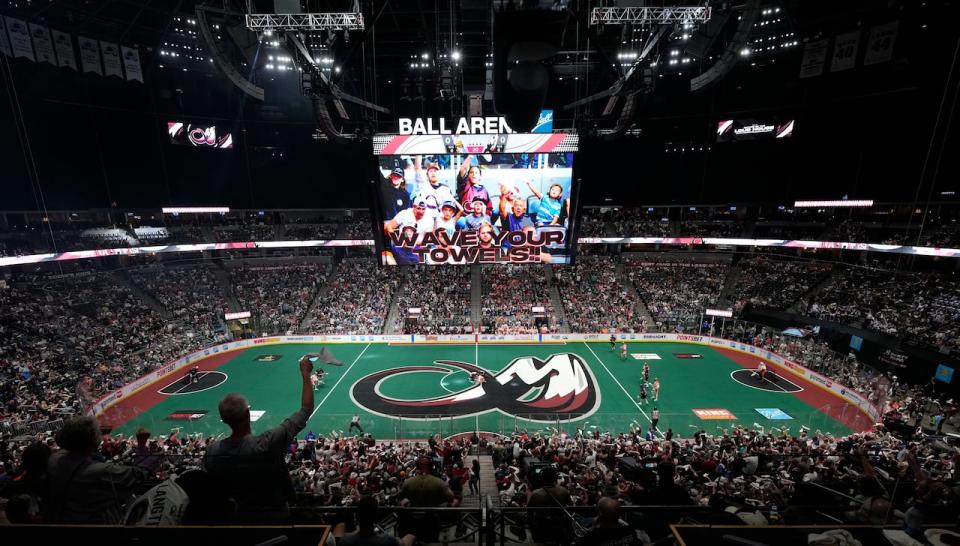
[469,458,481,495]
[203,354,315,524]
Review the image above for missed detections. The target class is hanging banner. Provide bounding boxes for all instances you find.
[799,39,828,78]
[28,23,56,65]
[100,41,123,78]
[864,21,898,66]
[831,31,860,72]
[78,36,102,74]
[121,45,143,82]
[0,16,11,57]
[4,16,35,61]
[52,30,77,70]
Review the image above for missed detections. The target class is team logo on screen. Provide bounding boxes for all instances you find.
[349,353,600,421]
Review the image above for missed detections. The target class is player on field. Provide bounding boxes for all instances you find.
[183,366,200,385]
[610,334,617,351]
[620,342,628,361]
[311,369,325,390]
[652,378,661,402]
[349,414,363,434]
[639,383,649,405]
[642,362,650,383]
[756,361,768,382]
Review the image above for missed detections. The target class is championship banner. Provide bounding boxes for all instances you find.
[864,21,898,66]
[78,36,102,74]
[799,39,829,78]
[100,41,123,78]
[121,45,144,82]
[0,17,10,57]
[4,17,34,61]
[373,133,578,155]
[28,24,56,65]
[52,30,77,70]
[831,31,860,72]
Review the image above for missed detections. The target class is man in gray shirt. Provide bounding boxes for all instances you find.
[203,353,315,524]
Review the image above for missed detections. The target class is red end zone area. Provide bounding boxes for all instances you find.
[97,350,238,429]
[715,347,875,432]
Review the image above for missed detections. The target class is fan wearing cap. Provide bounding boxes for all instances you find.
[383,196,437,265]
[379,167,411,220]
[413,156,459,213]
[384,196,438,236]
[457,155,493,214]
[435,200,461,238]
[459,196,491,231]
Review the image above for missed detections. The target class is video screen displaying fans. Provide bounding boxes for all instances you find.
[167,121,234,149]
[373,153,579,265]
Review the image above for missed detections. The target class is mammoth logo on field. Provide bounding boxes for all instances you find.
[350,353,600,421]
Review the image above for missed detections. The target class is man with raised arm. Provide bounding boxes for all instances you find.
[203,353,316,524]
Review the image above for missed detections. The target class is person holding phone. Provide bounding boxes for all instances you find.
[203,353,316,524]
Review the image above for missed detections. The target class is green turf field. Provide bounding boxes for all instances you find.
[110,342,858,440]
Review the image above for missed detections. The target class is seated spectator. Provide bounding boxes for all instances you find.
[45,416,149,524]
[336,495,415,546]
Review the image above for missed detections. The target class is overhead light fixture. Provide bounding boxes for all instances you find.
[451,50,461,61]
[793,200,874,208]
[162,207,230,214]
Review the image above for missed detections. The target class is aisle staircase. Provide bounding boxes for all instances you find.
[614,261,655,331]
[470,265,482,328]
[111,270,170,318]
[543,265,569,333]
[299,261,340,332]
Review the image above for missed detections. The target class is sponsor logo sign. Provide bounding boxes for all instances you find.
[166,409,208,421]
[755,408,793,420]
[249,410,266,422]
[631,353,661,360]
[255,355,282,362]
[676,335,703,342]
[674,353,703,359]
[693,408,737,420]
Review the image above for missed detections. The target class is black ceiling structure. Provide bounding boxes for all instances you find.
[0,0,958,210]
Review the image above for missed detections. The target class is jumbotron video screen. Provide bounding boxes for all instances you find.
[372,152,579,265]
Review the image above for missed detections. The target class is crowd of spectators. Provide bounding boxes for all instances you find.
[752,223,825,240]
[215,223,276,242]
[304,258,400,335]
[480,264,554,334]
[129,266,230,336]
[392,267,472,334]
[733,256,833,310]
[229,263,330,335]
[684,220,744,238]
[626,261,727,332]
[284,224,339,240]
[801,266,960,354]
[555,257,644,333]
[0,273,220,436]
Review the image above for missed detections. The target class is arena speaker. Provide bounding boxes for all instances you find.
[689,0,761,93]
[493,9,568,132]
[196,6,264,101]
[311,96,351,144]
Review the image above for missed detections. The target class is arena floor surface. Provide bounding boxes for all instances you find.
[100,342,871,441]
